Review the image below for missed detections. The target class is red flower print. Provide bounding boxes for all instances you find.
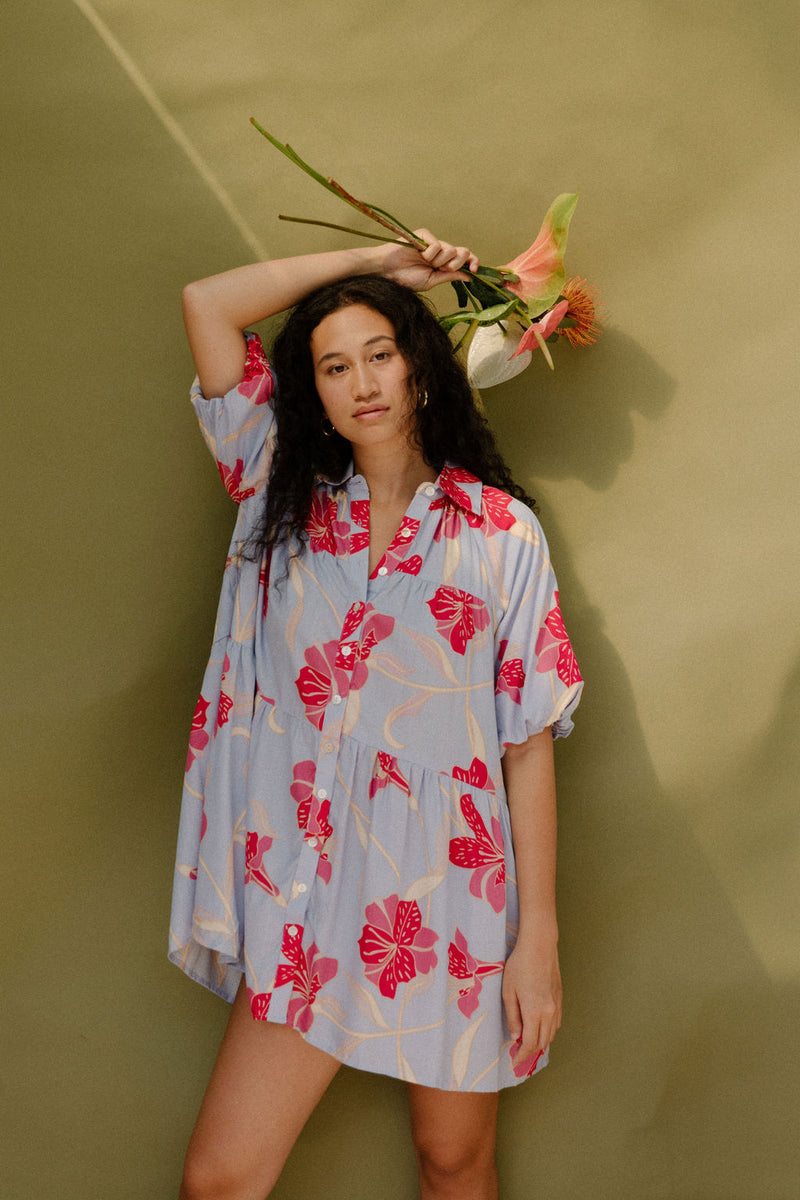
[496,648,526,705]
[371,516,420,577]
[426,586,490,655]
[239,334,273,403]
[305,492,350,555]
[244,831,280,897]
[275,925,338,1033]
[295,640,351,729]
[453,757,494,793]
[247,988,272,1020]
[440,465,480,510]
[431,496,482,543]
[358,895,439,999]
[369,752,411,799]
[534,591,582,687]
[395,554,422,575]
[341,601,366,640]
[290,760,333,884]
[481,487,516,533]
[185,695,210,771]
[215,653,232,733]
[448,928,504,1019]
[216,457,256,504]
[350,606,396,689]
[510,1043,545,1078]
[349,499,370,554]
[259,546,273,618]
[449,794,506,913]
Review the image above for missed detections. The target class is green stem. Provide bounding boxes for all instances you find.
[278,214,410,243]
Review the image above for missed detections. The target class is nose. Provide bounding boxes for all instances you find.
[352,363,379,401]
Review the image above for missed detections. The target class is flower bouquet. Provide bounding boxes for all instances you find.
[251,119,600,388]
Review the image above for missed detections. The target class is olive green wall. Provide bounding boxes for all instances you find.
[3,1,798,1197]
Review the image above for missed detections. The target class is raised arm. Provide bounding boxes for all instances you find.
[182,232,479,400]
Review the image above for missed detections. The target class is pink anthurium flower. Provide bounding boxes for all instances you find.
[501,193,578,318]
[510,300,570,370]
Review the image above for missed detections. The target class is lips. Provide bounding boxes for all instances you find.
[353,405,389,420]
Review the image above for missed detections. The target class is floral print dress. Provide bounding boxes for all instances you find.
[169,332,583,1092]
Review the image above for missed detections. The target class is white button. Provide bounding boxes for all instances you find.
[307,837,318,848]
[378,566,388,576]
[287,925,298,936]
[341,644,352,655]
[297,883,307,893]
[424,485,435,496]
[331,694,342,705]
[399,529,412,538]
[317,788,328,799]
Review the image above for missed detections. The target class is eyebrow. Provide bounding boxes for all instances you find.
[315,334,396,366]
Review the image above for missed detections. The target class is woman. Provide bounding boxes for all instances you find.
[172,232,582,1200]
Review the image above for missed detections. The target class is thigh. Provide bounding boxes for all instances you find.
[407,1083,499,1164]
[182,979,341,1200]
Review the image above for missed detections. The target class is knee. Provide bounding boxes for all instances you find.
[413,1128,496,1194]
[179,1148,278,1200]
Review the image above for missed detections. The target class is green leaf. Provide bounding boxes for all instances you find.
[438,298,518,332]
[451,281,470,308]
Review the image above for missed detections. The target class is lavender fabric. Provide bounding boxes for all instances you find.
[169,333,582,1091]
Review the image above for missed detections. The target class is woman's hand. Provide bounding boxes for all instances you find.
[378,229,479,292]
[502,929,562,1067]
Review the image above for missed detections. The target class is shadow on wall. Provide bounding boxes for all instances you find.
[486,329,675,491]
[488,340,799,1196]
[495,541,800,1198]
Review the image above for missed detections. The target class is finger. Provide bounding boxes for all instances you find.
[502,985,522,1046]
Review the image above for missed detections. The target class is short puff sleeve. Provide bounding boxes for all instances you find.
[493,509,583,746]
[190,331,276,503]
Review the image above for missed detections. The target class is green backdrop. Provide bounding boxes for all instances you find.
[3,1,798,1197]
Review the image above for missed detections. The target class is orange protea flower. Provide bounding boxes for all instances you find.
[557,277,602,347]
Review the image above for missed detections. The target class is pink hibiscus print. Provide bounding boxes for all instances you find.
[358,895,439,999]
[244,831,280,898]
[247,988,272,1020]
[453,757,495,793]
[239,334,273,402]
[426,586,490,655]
[275,925,338,1033]
[448,928,504,1019]
[349,606,395,689]
[370,516,420,578]
[216,457,256,504]
[510,1043,545,1078]
[431,496,481,542]
[534,591,582,686]
[290,760,333,884]
[481,487,516,533]
[349,499,370,554]
[449,794,506,913]
[215,652,232,733]
[295,640,351,729]
[369,752,411,799]
[305,492,350,555]
[185,695,210,771]
[495,640,526,705]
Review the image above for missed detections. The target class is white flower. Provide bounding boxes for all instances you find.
[466,322,532,389]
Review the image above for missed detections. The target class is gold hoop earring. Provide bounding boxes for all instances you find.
[419,390,429,409]
[321,416,335,438]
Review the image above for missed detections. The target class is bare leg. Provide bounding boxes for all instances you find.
[407,1084,499,1200]
[180,979,341,1200]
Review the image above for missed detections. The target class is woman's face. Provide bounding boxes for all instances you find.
[310,304,416,451]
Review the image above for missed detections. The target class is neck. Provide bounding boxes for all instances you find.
[352,442,437,506]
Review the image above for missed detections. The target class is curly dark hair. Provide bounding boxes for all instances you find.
[251,274,536,557]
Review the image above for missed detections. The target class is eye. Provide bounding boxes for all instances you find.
[326,363,347,375]
[372,350,391,362]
